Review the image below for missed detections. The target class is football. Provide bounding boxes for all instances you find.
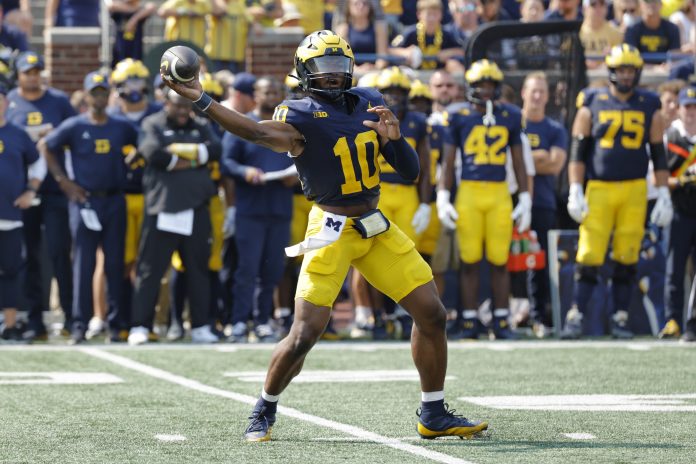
[160,45,200,83]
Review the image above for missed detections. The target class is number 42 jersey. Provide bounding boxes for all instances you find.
[579,87,661,181]
[272,87,385,207]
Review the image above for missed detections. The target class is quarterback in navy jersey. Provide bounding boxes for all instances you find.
[562,44,673,339]
[164,30,488,442]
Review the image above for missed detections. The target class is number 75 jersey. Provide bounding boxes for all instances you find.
[578,87,661,181]
[444,101,523,182]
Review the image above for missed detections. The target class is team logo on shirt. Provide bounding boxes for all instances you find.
[95,139,111,154]
[313,111,328,118]
[27,112,43,125]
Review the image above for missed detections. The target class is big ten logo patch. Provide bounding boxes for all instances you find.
[27,112,43,126]
[95,139,111,154]
[313,111,328,118]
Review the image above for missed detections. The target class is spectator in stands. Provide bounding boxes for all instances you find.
[658,79,686,126]
[158,0,211,51]
[545,0,583,20]
[661,85,696,340]
[334,0,389,72]
[42,71,139,344]
[625,0,681,64]
[670,0,695,53]
[445,0,480,46]
[222,76,296,343]
[521,71,568,335]
[107,0,157,67]
[520,0,545,21]
[401,0,452,26]
[0,4,28,52]
[0,82,45,343]
[2,0,32,36]
[45,0,101,27]
[206,0,251,73]
[129,89,222,345]
[613,0,641,32]
[6,52,76,342]
[282,0,325,35]
[390,0,464,72]
[580,0,624,69]
[478,0,513,23]
[247,0,282,27]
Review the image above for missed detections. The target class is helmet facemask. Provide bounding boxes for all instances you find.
[608,65,642,94]
[297,54,353,101]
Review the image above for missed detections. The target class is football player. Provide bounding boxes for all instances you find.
[164,30,488,441]
[437,59,531,340]
[561,44,673,339]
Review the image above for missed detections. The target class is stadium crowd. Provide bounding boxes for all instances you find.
[0,0,695,345]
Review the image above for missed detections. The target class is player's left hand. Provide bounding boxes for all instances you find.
[650,186,673,227]
[364,106,401,142]
[411,203,431,235]
[511,191,532,233]
[14,190,36,209]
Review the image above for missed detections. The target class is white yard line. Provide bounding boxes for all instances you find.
[80,347,477,464]
[564,433,596,440]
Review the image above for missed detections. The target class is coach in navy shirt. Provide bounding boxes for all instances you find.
[221,76,296,343]
[42,71,139,344]
[7,51,77,340]
[0,82,45,342]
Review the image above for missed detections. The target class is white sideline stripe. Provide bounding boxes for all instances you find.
[0,372,123,385]
[155,434,186,442]
[313,436,425,442]
[80,348,476,464]
[564,433,596,440]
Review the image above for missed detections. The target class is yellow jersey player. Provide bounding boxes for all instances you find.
[163,31,488,441]
[561,44,673,339]
[437,59,532,340]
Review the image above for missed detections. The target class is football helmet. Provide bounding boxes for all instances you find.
[464,59,503,105]
[409,79,432,101]
[111,58,150,103]
[199,72,224,102]
[376,66,412,115]
[294,30,354,101]
[605,44,643,94]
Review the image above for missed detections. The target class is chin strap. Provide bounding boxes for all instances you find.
[483,100,496,126]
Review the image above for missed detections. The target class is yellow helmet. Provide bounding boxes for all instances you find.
[376,66,412,91]
[356,72,380,89]
[409,80,432,101]
[465,59,503,104]
[199,72,224,100]
[111,58,149,85]
[605,44,643,93]
[294,30,354,100]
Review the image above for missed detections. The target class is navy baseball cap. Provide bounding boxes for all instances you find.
[16,51,44,72]
[84,71,110,91]
[679,86,696,106]
[232,72,257,97]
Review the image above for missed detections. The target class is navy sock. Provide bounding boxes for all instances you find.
[420,399,446,419]
[254,396,277,415]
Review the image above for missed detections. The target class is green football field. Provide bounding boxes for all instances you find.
[1,340,695,464]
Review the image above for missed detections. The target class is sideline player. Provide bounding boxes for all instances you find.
[561,44,673,339]
[163,30,489,442]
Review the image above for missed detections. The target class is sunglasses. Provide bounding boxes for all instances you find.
[456,4,477,12]
[434,83,455,88]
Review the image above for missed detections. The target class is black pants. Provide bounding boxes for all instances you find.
[527,207,557,326]
[665,210,696,323]
[131,206,211,329]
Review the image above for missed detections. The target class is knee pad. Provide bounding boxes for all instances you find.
[574,264,599,284]
[613,263,637,285]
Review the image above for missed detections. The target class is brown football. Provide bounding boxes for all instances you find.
[160,45,200,83]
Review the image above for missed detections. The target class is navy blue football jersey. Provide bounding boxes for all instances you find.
[379,110,428,185]
[578,87,661,181]
[272,87,385,206]
[444,101,523,182]
[427,112,449,201]
[525,117,568,211]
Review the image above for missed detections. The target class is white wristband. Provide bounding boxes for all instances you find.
[197,144,209,164]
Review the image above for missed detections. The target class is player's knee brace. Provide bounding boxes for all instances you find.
[574,264,599,284]
[612,263,637,285]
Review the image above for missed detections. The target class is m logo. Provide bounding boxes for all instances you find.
[27,112,43,125]
[325,217,343,232]
[95,139,111,154]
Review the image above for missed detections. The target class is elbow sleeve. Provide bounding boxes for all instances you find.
[569,136,592,163]
[649,143,668,172]
[382,136,420,181]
